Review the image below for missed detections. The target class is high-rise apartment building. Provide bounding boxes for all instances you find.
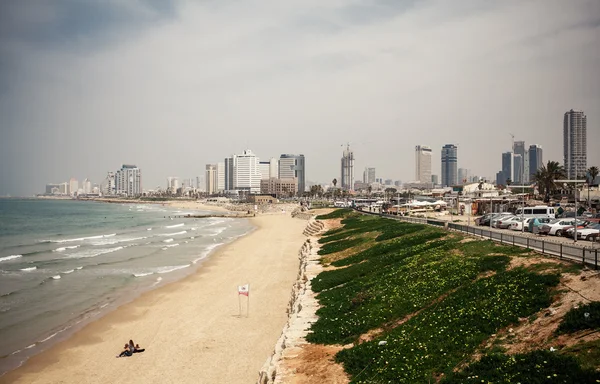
[279,154,305,194]
[83,178,92,195]
[528,145,543,180]
[224,157,234,191]
[431,175,439,185]
[69,178,78,196]
[217,162,225,192]
[441,144,458,187]
[341,145,354,190]
[499,152,513,185]
[458,168,471,185]
[115,164,142,196]
[415,145,432,183]
[363,167,376,184]
[233,150,261,193]
[205,164,218,194]
[563,109,587,179]
[102,172,115,195]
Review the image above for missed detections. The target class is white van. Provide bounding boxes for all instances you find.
[514,206,556,219]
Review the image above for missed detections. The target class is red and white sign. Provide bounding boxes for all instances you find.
[238,284,249,296]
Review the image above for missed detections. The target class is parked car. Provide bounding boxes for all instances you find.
[477,213,503,226]
[511,218,533,232]
[539,219,585,236]
[566,223,600,241]
[527,217,552,232]
[491,213,515,228]
[497,216,522,229]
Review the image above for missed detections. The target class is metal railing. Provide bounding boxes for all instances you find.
[356,210,599,270]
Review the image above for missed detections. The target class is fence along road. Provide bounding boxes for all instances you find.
[355,209,599,270]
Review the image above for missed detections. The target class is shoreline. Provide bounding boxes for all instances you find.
[0,212,308,383]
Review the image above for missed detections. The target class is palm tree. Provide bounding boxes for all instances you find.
[332,178,337,188]
[533,161,567,203]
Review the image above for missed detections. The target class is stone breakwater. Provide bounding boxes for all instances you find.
[257,219,324,384]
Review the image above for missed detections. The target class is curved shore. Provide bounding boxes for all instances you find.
[0,212,308,384]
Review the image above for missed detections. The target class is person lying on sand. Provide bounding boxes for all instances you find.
[116,343,132,358]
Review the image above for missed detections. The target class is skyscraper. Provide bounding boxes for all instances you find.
[233,150,261,193]
[363,167,376,184]
[279,154,305,194]
[528,145,543,180]
[513,141,525,183]
[563,109,587,179]
[513,154,523,184]
[217,162,225,192]
[205,164,217,194]
[501,152,513,185]
[115,164,142,196]
[341,145,354,190]
[415,145,432,183]
[441,144,458,187]
[224,157,234,191]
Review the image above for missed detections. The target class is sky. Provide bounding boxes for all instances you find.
[1,0,599,196]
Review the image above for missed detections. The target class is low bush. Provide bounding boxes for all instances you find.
[316,209,355,220]
[318,238,366,255]
[335,269,560,382]
[442,350,600,383]
[557,301,600,334]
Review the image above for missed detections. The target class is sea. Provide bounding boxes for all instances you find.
[0,198,254,375]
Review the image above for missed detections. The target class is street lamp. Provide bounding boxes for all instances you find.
[556,179,586,243]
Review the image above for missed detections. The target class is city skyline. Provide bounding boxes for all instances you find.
[1,1,599,196]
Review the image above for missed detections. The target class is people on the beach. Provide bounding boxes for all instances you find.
[116,340,144,357]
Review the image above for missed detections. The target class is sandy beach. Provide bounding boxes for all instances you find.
[0,212,308,384]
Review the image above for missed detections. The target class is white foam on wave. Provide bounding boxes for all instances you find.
[45,233,117,244]
[90,236,147,246]
[158,265,190,274]
[133,272,154,277]
[152,276,163,286]
[62,269,75,274]
[192,243,223,264]
[165,223,184,229]
[164,243,179,248]
[51,275,61,280]
[160,231,187,236]
[0,255,22,262]
[163,238,174,243]
[209,227,227,236]
[54,245,79,252]
[20,266,37,271]
[75,266,83,270]
[65,246,124,259]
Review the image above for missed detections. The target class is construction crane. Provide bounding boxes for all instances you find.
[509,133,515,152]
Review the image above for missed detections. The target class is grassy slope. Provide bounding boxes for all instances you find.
[310,210,600,383]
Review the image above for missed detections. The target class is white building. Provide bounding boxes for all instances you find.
[233,150,261,193]
[83,178,92,195]
[415,145,432,184]
[115,164,142,196]
[205,164,218,194]
[564,109,587,179]
[341,145,354,191]
[217,162,225,192]
[69,178,78,196]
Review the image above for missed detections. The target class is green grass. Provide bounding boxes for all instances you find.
[316,208,356,220]
[305,213,594,383]
[441,350,600,383]
[557,301,600,334]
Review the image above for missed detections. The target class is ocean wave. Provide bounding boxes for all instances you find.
[165,223,184,229]
[160,230,187,236]
[209,227,227,236]
[161,244,179,250]
[163,238,174,243]
[133,272,154,277]
[20,266,37,271]
[147,228,152,231]
[157,265,190,274]
[65,246,124,259]
[0,255,22,262]
[62,269,75,274]
[53,245,80,252]
[90,236,147,246]
[152,276,163,286]
[51,275,61,280]
[42,233,117,244]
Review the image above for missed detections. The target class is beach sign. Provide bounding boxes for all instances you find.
[238,284,249,296]
[238,284,250,317]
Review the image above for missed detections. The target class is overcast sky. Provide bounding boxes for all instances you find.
[1,0,599,195]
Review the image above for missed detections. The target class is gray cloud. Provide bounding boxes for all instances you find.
[0,0,599,195]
